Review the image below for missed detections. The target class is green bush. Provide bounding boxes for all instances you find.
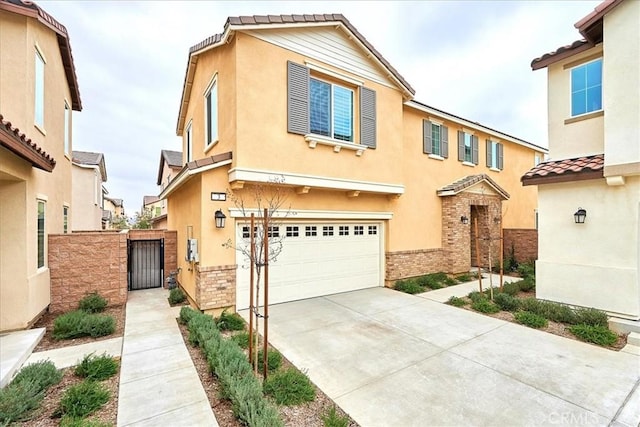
[456,273,473,283]
[53,311,115,340]
[168,288,186,305]
[60,415,112,427]
[179,306,197,324]
[75,353,118,381]
[444,277,459,286]
[467,291,486,303]
[0,361,62,424]
[517,277,536,292]
[230,331,252,349]
[58,380,109,419]
[518,262,535,281]
[446,296,467,307]
[394,279,424,294]
[322,405,349,427]
[573,307,608,327]
[216,310,246,331]
[494,293,520,312]
[263,367,315,405]
[519,299,577,324]
[471,299,500,314]
[78,292,107,313]
[502,281,520,296]
[257,348,283,373]
[569,324,618,346]
[514,311,548,328]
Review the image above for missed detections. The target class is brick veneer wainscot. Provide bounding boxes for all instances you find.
[195,264,237,314]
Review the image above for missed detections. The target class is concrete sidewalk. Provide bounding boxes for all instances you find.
[117,288,217,427]
[256,287,640,427]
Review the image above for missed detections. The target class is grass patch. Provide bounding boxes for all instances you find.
[257,348,283,373]
[394,279,424,294]
[322,405,349,427]
[569,324,618,346]
[168,288,186,305]
[78,293,107,313]
[52,310,115,340]
[74,353,118,381]
[446,296,467,307]
[60,415,112,427]
[58,380,109,419]
[455,273,474,282]
[215,310,245,331]
[494,293,520,312]
[471,299,500,314]
[263,367,315,405]
[514,311,548,329]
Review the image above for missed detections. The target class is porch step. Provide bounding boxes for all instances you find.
[0,328,45,388]
[609,317,640,335]
[627,332,640,347]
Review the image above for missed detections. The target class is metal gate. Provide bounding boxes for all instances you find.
[128,239,164,290]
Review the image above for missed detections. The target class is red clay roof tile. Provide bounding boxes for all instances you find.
[521,154,604,185]
[0,113,56,172]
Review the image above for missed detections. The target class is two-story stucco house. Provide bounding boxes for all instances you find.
[161,14,547,314]
[71,150,107,231]
[145,149,182,229]
[0,0,81,331]
[523,0,639,320]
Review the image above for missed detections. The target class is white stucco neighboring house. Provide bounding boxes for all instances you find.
[71,150,107,231]
[523,0,639,320]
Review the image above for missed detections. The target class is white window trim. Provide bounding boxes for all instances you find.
[64,100,71,158]
[462,161,476,167]
[34,44,46,134]
[428,117,444,126]
[185,120,193,162]
[305,60,364,86]
[229,208,393,220]
[204,74,218,152]
[310,76,355,144]
[305,133,368,156]
[428,154,445,161]
[569,58,603,118]
[489,167,501,173]
[488,140,500,169]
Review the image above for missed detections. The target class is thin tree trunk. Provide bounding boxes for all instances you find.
[248,214,255,366]
[500,226,504,291]
[475,217,483,293]
[262,209,269,379]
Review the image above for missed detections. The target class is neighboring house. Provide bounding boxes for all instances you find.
[149,149,182,229]
[142,195,165,229]
[71,150,106,231]
[103,196,125,229]
[0,0,81,331]
[523,0,639,320]
[161,14,547,315]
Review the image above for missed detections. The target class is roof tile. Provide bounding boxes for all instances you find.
[521,154,604,184]
[0,113,56,171]
[437,174,510,199]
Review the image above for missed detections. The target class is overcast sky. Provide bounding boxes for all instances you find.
[40,0,599,217]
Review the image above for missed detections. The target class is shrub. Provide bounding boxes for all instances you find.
[75,353,118,381]
[78,292,107,313]
[502,281,520,296]
[215,310,246,331]
[230,331,252,349]
[60,416,112,427]
[13,360,63,391]
[168,288,186,305]
[81,315,115,338]
[257,348,283,373]
[517,277,536,292]
[53,311,115,340]
[519,299,577,324]
[322,405,349,427]
[573,307,608,327]
[494,293,520,312]
[569,324,618,346]
[59,380,109,419]
[444,277,459,287]
[446,296,467,307]
[263,367,315,405]
[467,291,486,303]
[456,273,473,283]
[515,311,548,328]
[471,299,500,314]
[517,261,535,281]
[394,279,424,294]
[179,306,197,324]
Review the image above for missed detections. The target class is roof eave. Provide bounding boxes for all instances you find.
[521,170,604,186]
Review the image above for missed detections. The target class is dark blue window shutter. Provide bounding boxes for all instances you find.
[360,87,376,148]
[486,139,492,167]
[472,135,479,165]
[287,61,309,135]
[423,120,432,154]
[457,131,464,161]
[498,143,504,170]
[441,125,449,158]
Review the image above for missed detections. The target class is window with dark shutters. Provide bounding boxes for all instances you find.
[360,87,376,148]
[423,120,432,154]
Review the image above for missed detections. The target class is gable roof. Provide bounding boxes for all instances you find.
[157,149,183,185]
[0,0,82,110]
[0,113,55,171]
[177,13,415,135]
[159,151,233,200]
[104,196,123,207]
[143,195,160,206]
[72,150,107,181]
[521,154,604,186]
[531,0,624,70]
[437,174,510,200]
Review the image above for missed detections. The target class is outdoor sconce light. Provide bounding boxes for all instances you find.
[574,208,587,224]
[460,215,469,225]
[214,209,226,228]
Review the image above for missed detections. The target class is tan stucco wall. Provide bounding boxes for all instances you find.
[536,177,640,319]
[72,165,103,231]
[0,11,74,331]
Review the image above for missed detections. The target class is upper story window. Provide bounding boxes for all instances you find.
[570,58,602,117]
[37,200,45,268]
[310,78,353,142]
[457,131,478,165]
[205,77,218,149]
[64,102,70,156]
[35,49,45,129]
[287,61,377,149]
[486,140,503,170]
[534,154,541,166]
[185,121,193,162]
[423,120,449,158]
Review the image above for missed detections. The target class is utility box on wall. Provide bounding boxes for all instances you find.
[186,238,199,262]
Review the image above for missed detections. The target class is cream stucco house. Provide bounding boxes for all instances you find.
[523,0,639,319]
[71,150,107,231]
[0,0,81,331]
[161,14,547,314]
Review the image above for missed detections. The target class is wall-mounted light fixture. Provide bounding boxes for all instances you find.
[574,208,586,224]
[214,209,226,228]
[460,215,469,225]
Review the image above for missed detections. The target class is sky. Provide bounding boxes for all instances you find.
[40,0,600,217]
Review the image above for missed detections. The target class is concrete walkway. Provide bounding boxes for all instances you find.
[417,272,520,303]
[26,337,123,369]
[117,288,217,427]
[256,287,640,427]
[0,328,45,387]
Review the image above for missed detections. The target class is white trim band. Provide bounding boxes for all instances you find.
[228,208,393,220]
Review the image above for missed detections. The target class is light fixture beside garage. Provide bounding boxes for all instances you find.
[460,215,469,225]
[574,208,586,224]
[214,209,226,228]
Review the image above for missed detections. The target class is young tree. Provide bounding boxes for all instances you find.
[131,209,153,229]
[110,214,130,230]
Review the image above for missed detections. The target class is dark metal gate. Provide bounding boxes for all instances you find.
[128,239,164,290]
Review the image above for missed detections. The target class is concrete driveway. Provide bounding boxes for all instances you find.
[255,287,640,426]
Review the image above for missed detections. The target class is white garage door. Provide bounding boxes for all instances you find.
[236,222,382,309]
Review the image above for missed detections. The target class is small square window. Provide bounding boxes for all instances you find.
[354,225,364,235]
[286,226,299,237]
[305,226,317,236]
[242,226,250,239]
[268,226,280,238]
[368,225,377,235]
[322,226,334,236]
[339,226,349,236]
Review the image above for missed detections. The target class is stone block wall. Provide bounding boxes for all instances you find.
[503,228,538,262]
[195,264,236,314]
[385,249,446,287]
[49,231,127,313]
